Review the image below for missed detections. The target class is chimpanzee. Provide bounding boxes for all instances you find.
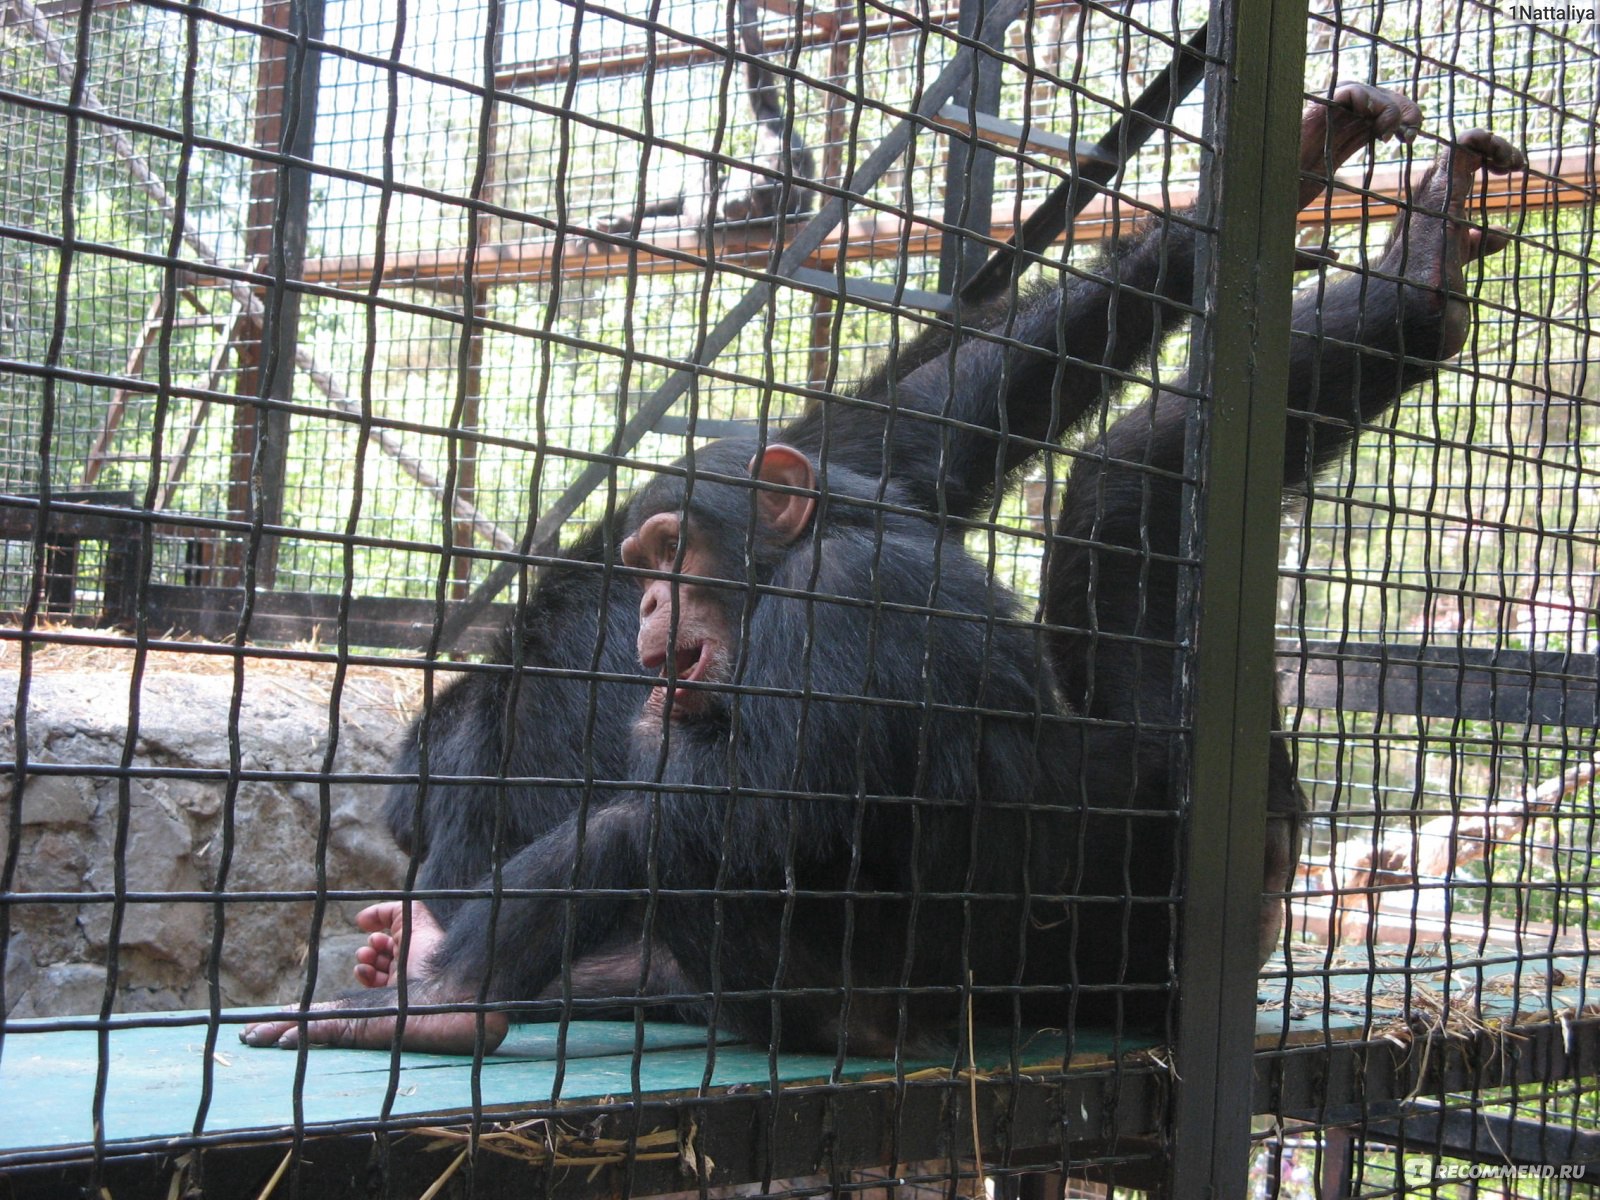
[242,87,1523,1054]
[389,436,1087,1054]
[591,0,816,247]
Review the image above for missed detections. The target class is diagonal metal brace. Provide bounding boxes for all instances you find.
[439,0,1033,648]
[959,22,1211,303]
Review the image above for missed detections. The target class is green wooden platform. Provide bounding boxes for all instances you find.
[2,946,1597,1197]
[0,1017,1164,1177]
[0,1013,1141,1160]
[1259,943,1600,1044]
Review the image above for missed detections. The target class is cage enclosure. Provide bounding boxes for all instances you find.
[0,0,1596,1197]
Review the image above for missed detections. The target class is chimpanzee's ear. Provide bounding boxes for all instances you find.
[747,443,817,543]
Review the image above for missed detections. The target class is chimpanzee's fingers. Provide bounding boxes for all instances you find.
[1454,129,1526,175]
[1329,81,1423,144]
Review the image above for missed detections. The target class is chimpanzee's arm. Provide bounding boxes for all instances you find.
[1278,129,1522,488]
[1077,128,1523,504]
[782,84,1424,519]
[1045,127,1522,722]
[422,798,655,1001]
[1039,126,1521,975]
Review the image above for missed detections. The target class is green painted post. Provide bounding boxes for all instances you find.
[1168,0,1310,1193]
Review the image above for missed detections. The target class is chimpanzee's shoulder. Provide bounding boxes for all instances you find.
[773,518,1003,616]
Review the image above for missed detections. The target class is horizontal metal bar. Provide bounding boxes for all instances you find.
[784,265,954,313]
[931,103,1117,165]
[1278,640,1599,728]
[141,584,513,653]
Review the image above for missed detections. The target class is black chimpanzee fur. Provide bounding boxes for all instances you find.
[382,228,1215,1047]
[241,87,1523,1056]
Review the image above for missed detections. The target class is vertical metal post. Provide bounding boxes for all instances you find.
[455,24,502,599]
[225,0,322,588]
[937,0,1003,294]
[1167,0,1309,1193]
[807,29,853,389]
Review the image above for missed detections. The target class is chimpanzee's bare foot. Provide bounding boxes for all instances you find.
[351,899,447,989]
[1382,128,1525,359]
[1298,83,1425,211]
[243,898,505,1053]
[239,989,509,1054]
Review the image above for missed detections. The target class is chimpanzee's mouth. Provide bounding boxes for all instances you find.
[667,643,706,681]
[641,640,710,682]
[644,640,716,719]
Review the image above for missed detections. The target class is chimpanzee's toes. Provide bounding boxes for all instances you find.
[1329,81,1423,144]
[1455,129,1526,175]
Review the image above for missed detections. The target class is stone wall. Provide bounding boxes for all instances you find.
[1,655,409,1017]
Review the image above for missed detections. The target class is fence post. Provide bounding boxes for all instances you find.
[1168,0,1309,1193]
[225,0,323,589]
[936,0,1003,294]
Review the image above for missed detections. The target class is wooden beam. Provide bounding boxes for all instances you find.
[283,146,1587,294]
[1361,1102,1600,1168]
[81,292,167,486]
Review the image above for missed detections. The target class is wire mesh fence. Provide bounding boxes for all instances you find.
[0,0,1596,1196]
[2,0,1222,610]
[1259,7,1600,1191]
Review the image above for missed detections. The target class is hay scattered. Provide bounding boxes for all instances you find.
[1262,941,1600,1039]
[407,1114,682,1171]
